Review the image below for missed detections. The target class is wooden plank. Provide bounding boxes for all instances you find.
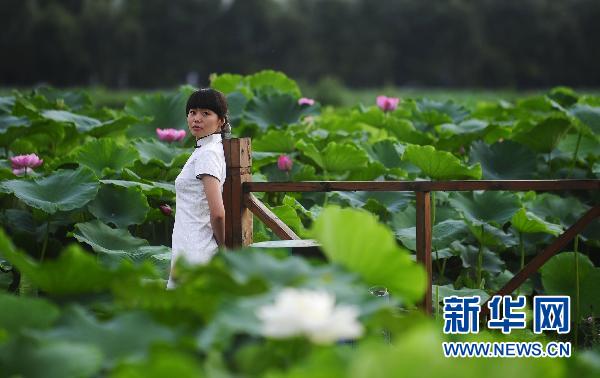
[223,138,253,249]
[245,180,600,193]
[416,191,433,315]
[250,239,320,248]
[481,204,600,317]
[245,193,300,240]
[223,140,234,248]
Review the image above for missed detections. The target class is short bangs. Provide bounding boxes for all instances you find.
[185,88,228,117]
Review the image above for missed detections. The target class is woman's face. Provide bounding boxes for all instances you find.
[187,108,223,139]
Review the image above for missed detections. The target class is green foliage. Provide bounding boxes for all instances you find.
[311,206,426,305]
[403,144,482,179]
[2,167,99,214]
[0,74,599,376]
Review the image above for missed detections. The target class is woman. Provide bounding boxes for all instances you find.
[167,88,229,289]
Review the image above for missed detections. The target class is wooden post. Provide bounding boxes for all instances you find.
[416,191,432,315]
[223,138,253,249]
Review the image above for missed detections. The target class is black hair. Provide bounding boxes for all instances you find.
[186,88,231,138]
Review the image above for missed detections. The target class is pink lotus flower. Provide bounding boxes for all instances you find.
[156,128,186,142]
[376,95,400,112]
[298,97,315,106]
[277,155,293,172]
[159,204,173,216]
[10,153,43,170]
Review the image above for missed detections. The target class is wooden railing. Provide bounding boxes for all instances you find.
[223,138,600,314]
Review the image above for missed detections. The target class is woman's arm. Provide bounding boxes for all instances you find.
[202,175,226,247]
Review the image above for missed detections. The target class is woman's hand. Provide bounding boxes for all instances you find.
[202,175,226,247]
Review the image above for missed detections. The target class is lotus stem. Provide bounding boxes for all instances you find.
[477,224,484,288]
[435,284,440,319]
[431,191,436,226]
[519,232,525,270]
[574,238,580,346]
[40,218,50,262]
[568,130,582,178]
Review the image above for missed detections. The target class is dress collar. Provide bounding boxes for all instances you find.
[194,133,222,148]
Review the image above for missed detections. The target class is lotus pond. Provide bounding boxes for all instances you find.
[0,71,599,377]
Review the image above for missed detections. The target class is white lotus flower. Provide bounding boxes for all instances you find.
[256,288,364,344]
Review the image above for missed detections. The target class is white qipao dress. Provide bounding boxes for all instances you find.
[167,133,226,289]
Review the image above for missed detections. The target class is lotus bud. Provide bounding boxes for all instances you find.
[156,128,186,142]
[376,95,400,112]
[159,204,173,216]
[298,97,315,106]
[277,155,293,172]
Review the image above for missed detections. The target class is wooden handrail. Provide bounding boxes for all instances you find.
[245,180,599,192]
[481,204,600,317]
[224,139,599,315]
[244,193,300,240]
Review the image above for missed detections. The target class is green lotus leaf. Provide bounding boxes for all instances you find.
[245,93,317,130]
[124,89,190,138]
[365,139,403,169]
[41,110,102,133]
[210,73,245,94]
[331,191,413,215]
[386,117,433,145]
[403,144,482,179]
[76,138,140,177]
[3,119,67,151]
[436,119,488,137]
[247,70,302,97]
[512,116,572,153]
[226,91,249,124]
[449,191,521,224]
[133,138,189,167]
[41,306,175,367]
[418,99,470,123]
[0,115,33,146]
[347,161,388,180]
[252,129,296,153]
[35,87,92,110]
[511,208,563,236]
[0,337,103,378]
[395,219,469,252]
[111,349,203,378]
[541,252,599,317]
[100,179,175,196]
[556,133,600,160]
[452,242,504,274]
[295,139,324,168]
[526,193,589,227]
[269,204,307,238]
[0,96,15,113]
[569,104,600,135]
[0,115,30,134]
[469,140,537,179]
[87,185,149,228]
[466,219,518,248]
[432,284,490,305]
[72,220,149,256]
[0,237,113,295]
[311,206,426,304]
[320,142,369,172]
[413,99,470,131]
[548,87,579,107]
[488,269,533,295]
[0,292,60,332]
[579,269,600,318]
[2,167,99,214]
[86,115,138,138]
